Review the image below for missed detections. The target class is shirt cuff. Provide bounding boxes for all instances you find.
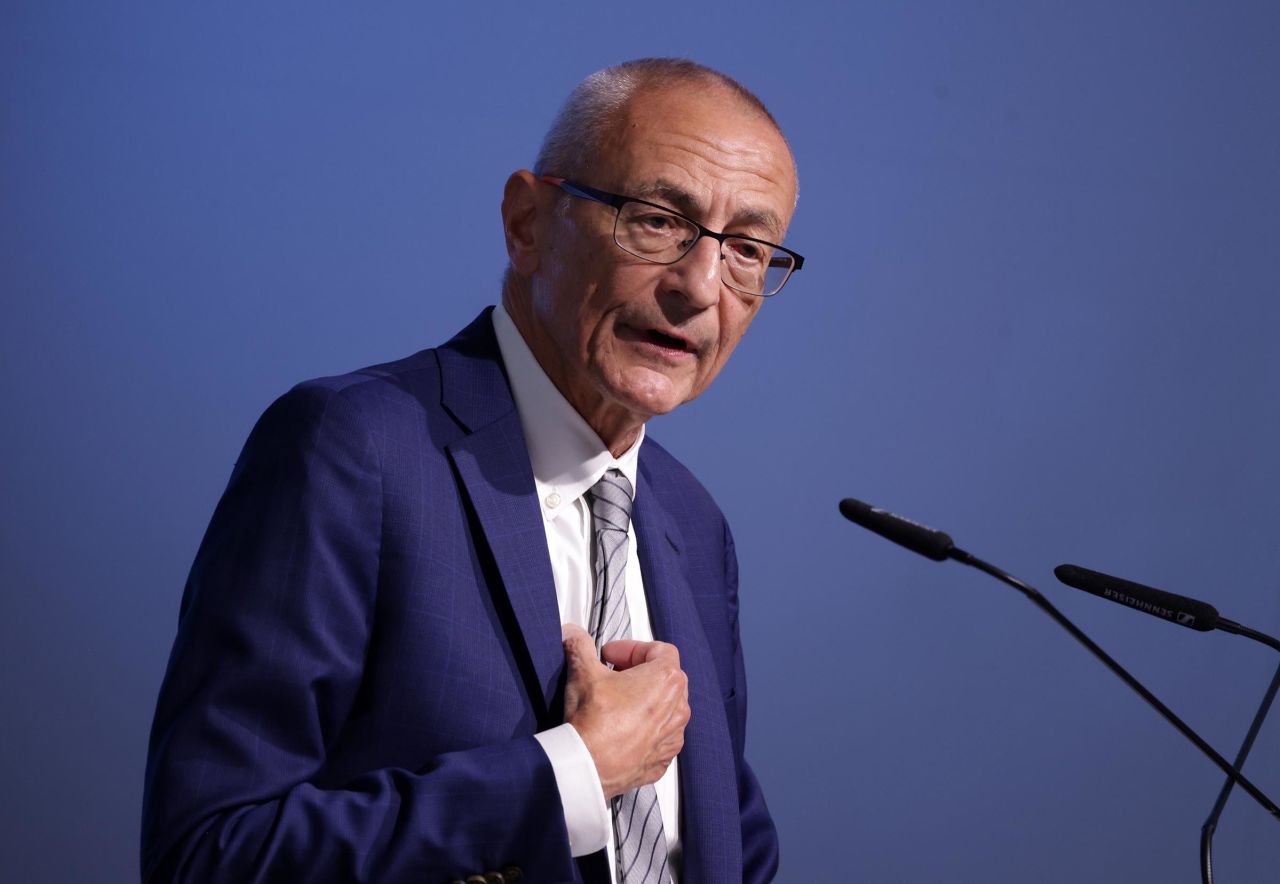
[533,723,611,856]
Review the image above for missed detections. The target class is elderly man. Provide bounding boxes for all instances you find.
[142,58,802,884]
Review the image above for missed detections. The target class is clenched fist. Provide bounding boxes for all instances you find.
[560,623,691,800]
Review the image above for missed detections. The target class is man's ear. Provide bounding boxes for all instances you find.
[501,170,544,276]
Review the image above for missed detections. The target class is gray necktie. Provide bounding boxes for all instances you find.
[586,470,670,884]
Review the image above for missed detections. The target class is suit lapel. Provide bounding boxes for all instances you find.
[438,311,565,719]
[437,311,742,879]
[633,463,742,883]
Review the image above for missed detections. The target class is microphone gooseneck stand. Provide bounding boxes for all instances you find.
[1198,635,1280,884]
[942,547,1280,820]
[837,497,1280,881]
[1051,562,1280,884]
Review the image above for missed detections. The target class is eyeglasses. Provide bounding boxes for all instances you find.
[540,176,804,298]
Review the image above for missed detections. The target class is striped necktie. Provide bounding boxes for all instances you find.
[586,470,670,884]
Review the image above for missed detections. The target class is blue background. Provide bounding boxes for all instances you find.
[3,2,1278,881]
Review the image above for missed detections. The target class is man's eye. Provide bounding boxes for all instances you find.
[730,240,764,261]
[637,213,674,230]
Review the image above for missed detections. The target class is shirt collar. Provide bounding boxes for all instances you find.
[491,304,643,520]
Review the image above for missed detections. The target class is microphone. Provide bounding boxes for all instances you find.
[1054,564,1219,631]
[1054,563,1280,652]
[838,497,954,561]
[837,496,1280,826]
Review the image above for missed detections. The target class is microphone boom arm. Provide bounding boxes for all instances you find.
[1217,618,1280,654]
[1200,657,1280,884]
[946,546,1280,821]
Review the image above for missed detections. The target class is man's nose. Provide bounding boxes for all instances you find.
[663,236,722,310]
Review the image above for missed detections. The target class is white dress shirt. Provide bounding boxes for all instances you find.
[492,305,681,882]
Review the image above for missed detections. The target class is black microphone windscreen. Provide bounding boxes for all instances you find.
[1054,564,1219,632]
[838,497,955,561]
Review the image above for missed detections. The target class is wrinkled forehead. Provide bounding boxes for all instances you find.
[600,84,797,238]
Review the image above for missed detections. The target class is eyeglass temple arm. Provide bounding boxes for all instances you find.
[538,176,625,209]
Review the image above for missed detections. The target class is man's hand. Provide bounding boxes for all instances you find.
[561,623,690,801]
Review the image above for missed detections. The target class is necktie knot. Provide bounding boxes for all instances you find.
[586,469,634,536]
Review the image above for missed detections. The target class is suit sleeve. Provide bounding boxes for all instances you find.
[140,383,576,884]
[723,519,781,884]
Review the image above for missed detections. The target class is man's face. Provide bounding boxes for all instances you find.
[524,84,798,435]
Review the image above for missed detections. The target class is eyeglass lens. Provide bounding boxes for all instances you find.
[613,202,793,296]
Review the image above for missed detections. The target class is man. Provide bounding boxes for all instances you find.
[142,58,802,884]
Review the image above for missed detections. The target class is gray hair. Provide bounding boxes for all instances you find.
[533,57,788,183]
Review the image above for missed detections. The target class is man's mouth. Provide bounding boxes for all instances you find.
[642,328,694,352]
[616,322,698,357]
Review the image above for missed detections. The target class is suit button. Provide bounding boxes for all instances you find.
[502,868,524,882]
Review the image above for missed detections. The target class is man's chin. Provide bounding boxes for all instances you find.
[603,366,695,419]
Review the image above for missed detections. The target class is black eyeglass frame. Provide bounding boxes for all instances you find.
[540,175,804,297]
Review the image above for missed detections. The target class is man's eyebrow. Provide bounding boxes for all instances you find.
[631,179,785,241]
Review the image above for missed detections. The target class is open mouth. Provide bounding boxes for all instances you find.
[643,329,692,352]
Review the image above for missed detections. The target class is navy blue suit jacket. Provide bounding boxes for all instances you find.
[142,310,778,883]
